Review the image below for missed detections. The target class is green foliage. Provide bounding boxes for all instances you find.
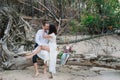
[81,15,96,27]
[69,20,78,34]
[80,0,120,34]
[81,14,101,34]
[68,0,120,34]
[69,19,88,34]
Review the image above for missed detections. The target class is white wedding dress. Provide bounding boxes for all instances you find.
[34,32,58,73]
[48,33,58,73]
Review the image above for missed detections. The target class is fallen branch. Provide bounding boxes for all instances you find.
[65,54,120,70]
[57,32,120,44]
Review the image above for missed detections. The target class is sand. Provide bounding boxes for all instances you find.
[1,66,120,80]
[1,35,120,80]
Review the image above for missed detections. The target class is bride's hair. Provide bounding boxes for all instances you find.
[48,24,57,35]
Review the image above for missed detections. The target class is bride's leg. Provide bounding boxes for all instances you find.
[26,45,49,59]
[41,46,50,52]
[32,46,42,55]
[32,45,50,56]
[26,46,42,59]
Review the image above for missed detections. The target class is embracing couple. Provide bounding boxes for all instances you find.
[27,20,58,78]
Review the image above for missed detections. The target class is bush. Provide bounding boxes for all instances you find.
[69,19,88,34]
[81,14,102,34]
[80,0,120,34]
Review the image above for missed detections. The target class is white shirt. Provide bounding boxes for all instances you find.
[34,29,49,63]
[35,29,48,46]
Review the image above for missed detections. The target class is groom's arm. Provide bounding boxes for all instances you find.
[35,30,42,46]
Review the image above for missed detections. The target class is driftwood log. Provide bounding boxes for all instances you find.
[0,7,35,70]
[65,54,120,70]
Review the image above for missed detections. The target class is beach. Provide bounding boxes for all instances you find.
[1,35,120,80]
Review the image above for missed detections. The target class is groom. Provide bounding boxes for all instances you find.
[32,20,49,76]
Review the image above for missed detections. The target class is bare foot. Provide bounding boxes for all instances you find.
[35,72,39,77]
[43,68,47,74]
[49,72,53,79]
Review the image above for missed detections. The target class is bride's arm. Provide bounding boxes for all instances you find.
[43,35,52,38]
[43,32,52,39]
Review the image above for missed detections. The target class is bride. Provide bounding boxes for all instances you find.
[27,24,57,77]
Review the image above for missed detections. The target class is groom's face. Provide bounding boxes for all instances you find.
[43,23,49,30]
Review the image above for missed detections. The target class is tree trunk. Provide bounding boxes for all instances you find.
[2,56,33,70]
[0,7,35,70]
[65,54,120,70]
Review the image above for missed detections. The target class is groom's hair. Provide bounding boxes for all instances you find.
[42,19,49,26]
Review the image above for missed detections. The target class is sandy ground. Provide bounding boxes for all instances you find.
[1,35,120,80]
[1,66,120,80]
